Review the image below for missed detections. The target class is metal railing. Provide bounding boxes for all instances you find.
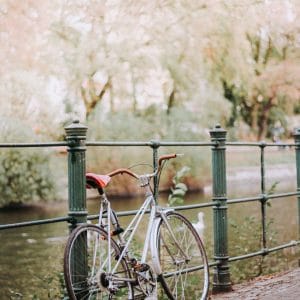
[0,120,299,294]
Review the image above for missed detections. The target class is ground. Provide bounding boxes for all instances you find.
[211,268,300,300]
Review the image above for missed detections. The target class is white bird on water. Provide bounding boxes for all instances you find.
[192,212,205,242]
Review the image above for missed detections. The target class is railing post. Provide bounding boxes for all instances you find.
[259,143,268,252]
[294,127,300,266]
[210,124,232,293]
[65,120,88,228]
[64,120,88,298]
[150,140,160,203]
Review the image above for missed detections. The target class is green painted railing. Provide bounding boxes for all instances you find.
[0,120,299,295]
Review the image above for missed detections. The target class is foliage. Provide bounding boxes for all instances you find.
[37,272,65,300]
[9,272,65,299]
[229,180,294,282]
[0,118,55,208]
[1,0,231,132]
[0,0,298,142]
[204,0,300,140]
[168,166,190,206]
[229,216,284,283]
[88,104,222,141]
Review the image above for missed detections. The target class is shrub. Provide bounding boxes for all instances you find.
[168,166,190,206]
[0,118,55,208]
[229,216,284,282]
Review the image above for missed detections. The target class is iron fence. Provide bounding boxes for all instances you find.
[0,120,299,294]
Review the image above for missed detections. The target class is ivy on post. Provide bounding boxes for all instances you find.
[293,127,300,266]
[210,124,232,293]
[64,120,88,298]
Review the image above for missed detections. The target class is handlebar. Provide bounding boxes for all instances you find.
[106,153,179,179]
[158,153,177,167]
[107,168,139,179]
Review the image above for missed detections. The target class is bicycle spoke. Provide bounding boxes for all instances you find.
[154,212,209,300]
[64,224,133,300]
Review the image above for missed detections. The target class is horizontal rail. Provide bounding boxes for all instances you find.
[228,191,300,205]
[164,264,206,278]
[5,189,295,229]
[86,141,215,147]
[0,140,295,149]
[1,191,298,230]
[87,141,152,147]
[148,240,300,279]
[226,142,266,147]
[172,202,215,210]
[226,142,296,147]
[229,240,300,262]
[227,196,263,204]
[87,201,215,221]
[0,142,68,148]
[0,216,71,230]
[268,191,300,199]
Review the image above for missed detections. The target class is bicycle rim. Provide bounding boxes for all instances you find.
[64,224,133,299]
[154,212,209,300]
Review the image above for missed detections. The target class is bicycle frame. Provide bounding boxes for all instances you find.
[98,190,156,273]
[114,195,155,271]
[95,177,182,292]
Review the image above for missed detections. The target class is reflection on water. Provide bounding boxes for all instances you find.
[0,184,298,298]
[0,205,69,299]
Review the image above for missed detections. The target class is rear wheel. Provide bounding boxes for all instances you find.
[64,224,133,299]
[153,212,209,299]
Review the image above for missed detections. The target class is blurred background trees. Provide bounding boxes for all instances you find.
[0,0,299,205]
[205,0,300,140]
[1,0,298,141]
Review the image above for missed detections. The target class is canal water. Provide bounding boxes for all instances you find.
[0,179,298,299]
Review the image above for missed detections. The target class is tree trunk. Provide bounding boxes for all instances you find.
[251,103,259,138]
[82,77,111,119]
[257,99,273,141]
[167,88,175,115]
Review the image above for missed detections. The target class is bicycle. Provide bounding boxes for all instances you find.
[64,153,209,299]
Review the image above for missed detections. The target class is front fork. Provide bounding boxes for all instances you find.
[150,208,189,276]
[150,208,172,275]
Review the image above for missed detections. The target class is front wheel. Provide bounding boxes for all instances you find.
[152,212,209,299]
[64,224,133,299]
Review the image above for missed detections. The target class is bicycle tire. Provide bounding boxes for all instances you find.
[64,224,133,299]
[152,212,209,300]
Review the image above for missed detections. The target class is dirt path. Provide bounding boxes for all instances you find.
[210,268,300,300]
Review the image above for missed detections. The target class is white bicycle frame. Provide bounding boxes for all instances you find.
[95,175,188,292]
[99,191,158,275]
